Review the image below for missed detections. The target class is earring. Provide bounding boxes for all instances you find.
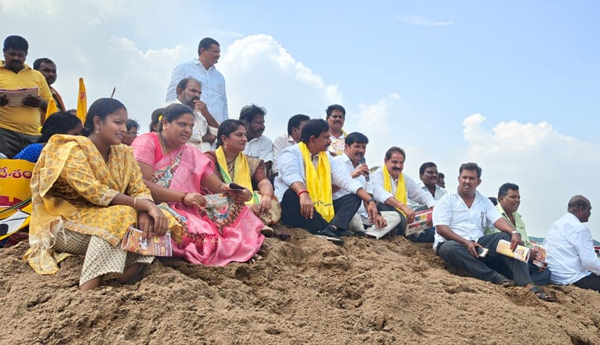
[95,129,99,134]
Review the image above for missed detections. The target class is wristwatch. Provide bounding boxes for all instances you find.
[366,198,376,204]
[511,230,520,236]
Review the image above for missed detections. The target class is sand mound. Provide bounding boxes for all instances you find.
[2,225,600,345]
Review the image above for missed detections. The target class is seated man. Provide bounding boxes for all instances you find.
[544,195,599,291]
[371,147,437,240]
[272,114,310,177]
[275,119,379,245]
[408,162,447,210]
[240,104,273,175]
[325,104,348,156]
[433,163,552,301]
[484,183,551,286]
[333,132,400,238]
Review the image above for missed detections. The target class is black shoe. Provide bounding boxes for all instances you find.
[335,228,354,238]
[315,226,344,245]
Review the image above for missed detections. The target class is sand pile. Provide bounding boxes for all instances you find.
[2,225,600,345]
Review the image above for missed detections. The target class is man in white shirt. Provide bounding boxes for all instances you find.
[433,163,552,301]
[333,132,399,239]
[163,78,219,152]
[166,37,228,147]
[371,147,436,238]
[272,114,310,177]
[544,195,599,291]
[325,104,348,156]
[240,104,273,175]
[406,162,447,242]
[275,119,379,245]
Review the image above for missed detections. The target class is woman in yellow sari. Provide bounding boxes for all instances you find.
[25,98,179,291]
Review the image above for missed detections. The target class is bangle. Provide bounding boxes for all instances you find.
[181,192,188,204]
[133,197,138,209]
[511,230,520,236]
[297,190,309,197]
[262,193,274,199]
[246,192,254,202]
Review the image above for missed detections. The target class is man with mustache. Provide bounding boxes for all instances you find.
[166,37,227,147]
[275,120,379,245]
[33,58,66,112]
[371,147,437,237]
[484,183,551,286]
[433,163,553,301]
[333,132,400,238]
[163,77,219,152]
[0,35,52,158]
[326,104,348,156]
[240,104,273,175]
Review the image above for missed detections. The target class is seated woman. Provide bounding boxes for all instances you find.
[13,112,83,163]
[131,103,265,266]
[121,119,140,146]
[204,120,283,237]
[25,98,179,291]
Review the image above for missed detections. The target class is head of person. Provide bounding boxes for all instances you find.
[344,132,369,165]
[159,103,194,148]
[325,104,346,133]
[149,107,165,133]
[384,147,406,180]
[568,195,592,223]
[37,112,82,144]
[300,119,331,153]
[33,58,57,85]
[419,162,439,188]
[239,104,266,141]
[498,183,520,214]
[198,37,220,68]
[457,163,482,197]
[121,119,140,146]
[437,172,446,188]
[175,77,202,108]
[82,98,127,146]
[217,119,247,153]
[3,35,28,73]
[287,114,310,143]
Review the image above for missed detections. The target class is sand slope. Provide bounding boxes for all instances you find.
[1,225,600,345]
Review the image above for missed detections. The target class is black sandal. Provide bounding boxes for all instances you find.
[530,286,554,302]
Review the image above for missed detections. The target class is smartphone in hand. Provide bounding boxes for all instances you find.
[229,183,245,190]
[477,246,489,258]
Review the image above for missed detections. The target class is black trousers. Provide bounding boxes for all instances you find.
[574,273,600,292]
[376,203,407,236]
[280,189,361,234]
[437,232,533,286]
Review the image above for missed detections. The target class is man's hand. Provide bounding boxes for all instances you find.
[259,194,272,214]
[194,99,208,114]
[403,207,415,224]
[374,213,387,229]
[202,132,216,144]
[22,94,42,108]
[366,201,379,223]
[464,241,482,258]
[351,164,370,179]
[510,233,523,251]
[0,95,8,107]
[299,193,314,219]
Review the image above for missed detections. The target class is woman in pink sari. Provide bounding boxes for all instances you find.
[131,104,264,266]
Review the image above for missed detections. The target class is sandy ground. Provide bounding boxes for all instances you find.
[2,225,600,345]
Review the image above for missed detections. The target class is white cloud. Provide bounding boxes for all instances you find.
[395,14,454,26]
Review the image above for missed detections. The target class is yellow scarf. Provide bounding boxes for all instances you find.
[215,147,257,204]
[383,165,407,215]
[299,142,334,222]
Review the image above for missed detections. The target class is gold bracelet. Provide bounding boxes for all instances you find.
[133,197,138,209]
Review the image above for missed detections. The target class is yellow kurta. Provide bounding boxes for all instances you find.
[24,135,180,274]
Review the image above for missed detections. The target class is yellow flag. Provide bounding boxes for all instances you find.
[76,78,87,124]
[45,97,59,120]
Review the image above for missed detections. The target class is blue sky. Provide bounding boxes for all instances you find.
[1,0,599,238]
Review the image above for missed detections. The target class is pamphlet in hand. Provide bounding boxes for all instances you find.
[121,226,172,257]
[496,239,530,262]
[531,243,547,268]
[405,209,433,237]
[0,88,39,107]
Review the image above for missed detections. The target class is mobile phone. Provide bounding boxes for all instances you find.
[229,183,245,190]
[477,246,489,258]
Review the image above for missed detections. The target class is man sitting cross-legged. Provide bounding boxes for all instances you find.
[433,163,553,301]
[332,132,400,238]
[274,119,379,245]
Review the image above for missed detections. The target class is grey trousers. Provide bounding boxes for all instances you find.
[0,127,40,158]
[437,232,533,286]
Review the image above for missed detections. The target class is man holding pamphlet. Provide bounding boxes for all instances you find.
[433,163,553,301]
[0,35,51,158]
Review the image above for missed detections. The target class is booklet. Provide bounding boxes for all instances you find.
[0,88,39,107]
[531,243,547,268]
[121,226,172,257]
[496,239,530,262]
[405,209,433,237]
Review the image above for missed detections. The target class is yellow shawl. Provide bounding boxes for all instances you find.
[215,147,257,205]
[383,165,407,215]
[299,142,334,222]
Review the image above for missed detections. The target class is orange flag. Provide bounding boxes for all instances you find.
[76,78,87,124]
[45,97,59,120]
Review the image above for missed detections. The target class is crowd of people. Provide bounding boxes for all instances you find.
[0,35,597,301]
